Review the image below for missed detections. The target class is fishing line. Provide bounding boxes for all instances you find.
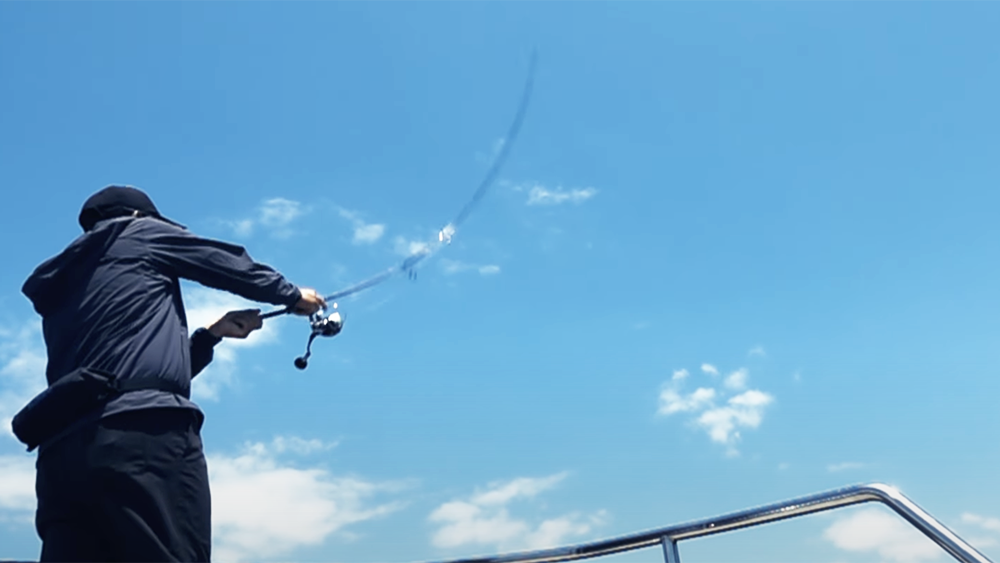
[262,51,538,368]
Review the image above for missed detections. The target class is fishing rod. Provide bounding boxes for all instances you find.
[263,52,538,370]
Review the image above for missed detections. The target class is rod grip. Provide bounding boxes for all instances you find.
[261,307,291,320]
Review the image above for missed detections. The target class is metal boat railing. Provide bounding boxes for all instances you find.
[434,482,994,563]
[2,482,992,563]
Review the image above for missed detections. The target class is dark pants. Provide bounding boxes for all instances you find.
[35,408,211,562]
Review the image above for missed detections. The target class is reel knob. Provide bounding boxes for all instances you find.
[294,357,309,370]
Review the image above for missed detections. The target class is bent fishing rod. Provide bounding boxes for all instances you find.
[261,52,538,370]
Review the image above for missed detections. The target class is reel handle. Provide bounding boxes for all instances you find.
[294,332,320,370]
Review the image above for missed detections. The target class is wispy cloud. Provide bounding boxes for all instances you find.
[696,390,774,457]
[961,513,1000,549]
[338,208,386,245]
[209,436,406,563]
[723,368,748,390]
[748,346,766,358]
[268,436,339,455]
[827,462,868,473]
[259,198,304,228]
[658,387,716,415]
[524,185,598,206]
[353,224,385,244]
[230,219,254,238]
[393,236,432,258]
[658,363,775,457]
[225,197,310,240]
[962,513,1000,533]
[429,473,606,552]
[440,259,501,277]
[823,508,944,562]
[182,286,282,402]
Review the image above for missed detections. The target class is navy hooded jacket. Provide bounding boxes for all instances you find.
[21,215,301,426]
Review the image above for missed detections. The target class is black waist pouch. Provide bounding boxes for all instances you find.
[12,367,182,452]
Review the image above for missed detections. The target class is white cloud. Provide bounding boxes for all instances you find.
[226,197,309,240]
[209,437,405,563]
[696,390,774,456]
[0,454,36,522]
[0,321,47,442]
[441,260,470,275]
[230,219,255,238]
[522,184,598,206]
[429,473,605,552]
[823,508,944,562]
[440,259,501,277]
[960,512,1000,549]
[470,474,567,506]
[658,387,716,415]
[962,513,1000,533]
[724,368,748,390]
[259,198,304,227]
[338,208,386,245]
[353,223,385,244]
[658,364,774,456]
[268,436,339,455]
[394,236,432,258]
[748,346,766,358]
[182,286,282,402]
[827,462,867,473]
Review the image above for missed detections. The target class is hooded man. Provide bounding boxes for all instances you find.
[14,185,326,562]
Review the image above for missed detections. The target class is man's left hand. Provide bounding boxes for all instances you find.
[208,309,263,339]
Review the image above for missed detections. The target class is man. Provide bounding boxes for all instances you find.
[13,185,326,562]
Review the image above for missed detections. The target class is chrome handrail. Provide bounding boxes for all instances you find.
[1,482,990,563]
[432,482,993,563]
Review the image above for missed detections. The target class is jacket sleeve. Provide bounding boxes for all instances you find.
[189,328,222,378]
[143,220,302,307]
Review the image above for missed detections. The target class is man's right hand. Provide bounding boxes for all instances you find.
[293,287,327,316]
[208,309,263,339]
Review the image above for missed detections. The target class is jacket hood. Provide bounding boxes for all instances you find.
[23,218,134,317]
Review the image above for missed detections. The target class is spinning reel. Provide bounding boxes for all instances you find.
[292,305,344,370]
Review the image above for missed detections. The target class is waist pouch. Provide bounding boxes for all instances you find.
[11,367,185,452]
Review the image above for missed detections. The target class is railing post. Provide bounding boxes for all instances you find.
[661,536,680,563]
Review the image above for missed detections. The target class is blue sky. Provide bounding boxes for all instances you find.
[1,2,999,562]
